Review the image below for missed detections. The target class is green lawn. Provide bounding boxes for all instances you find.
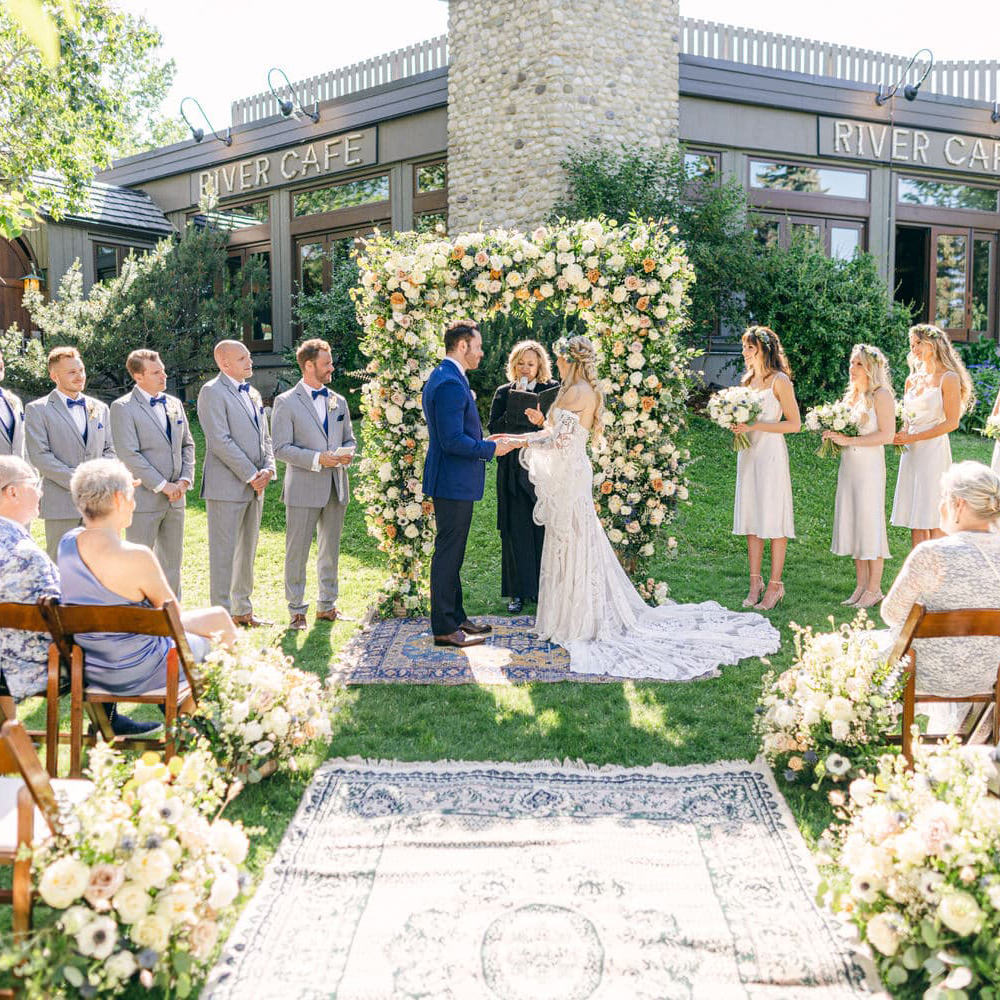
[10,415,995,993]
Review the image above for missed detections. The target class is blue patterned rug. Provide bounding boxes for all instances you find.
[205,759,882,999]
[332,615,609,684]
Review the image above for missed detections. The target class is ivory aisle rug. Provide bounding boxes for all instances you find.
[204,759,882,999]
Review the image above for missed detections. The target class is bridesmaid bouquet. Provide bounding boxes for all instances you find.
[894,399,917,454]
[705,386,762,451]
[982,414,1000,442]
[803,400,859,458]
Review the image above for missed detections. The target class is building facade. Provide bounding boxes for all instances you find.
[8,15,999,390]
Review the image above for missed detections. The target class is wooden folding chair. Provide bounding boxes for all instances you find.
[0,599,74,777]
[0,720,92,944]
[54,602,202,778]
[887,604,1000,764]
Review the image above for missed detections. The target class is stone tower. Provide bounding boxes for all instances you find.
[444,0,680,233]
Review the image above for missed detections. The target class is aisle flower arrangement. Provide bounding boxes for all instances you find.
[823,740,1000,997]
[0,744,250,999]
[804,400,861,458]
[755,612,903,787]
[351,217,697,614]
[705,385,763,451]
[178,635,336,782]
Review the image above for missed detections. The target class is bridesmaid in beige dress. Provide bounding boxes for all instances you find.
[989,386,1000,475]
[821,345,894,608]
[891,324,974,549]
[731,326,801,611]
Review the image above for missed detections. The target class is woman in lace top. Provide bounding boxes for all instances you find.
[821,345,894,609]
[891,324,974,549]
[881,461,1000,698]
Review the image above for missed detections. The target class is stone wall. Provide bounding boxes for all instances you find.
[445,0,680,234]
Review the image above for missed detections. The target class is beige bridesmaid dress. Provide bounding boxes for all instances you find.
[733,379,795,539]
[831,400,890,559]
[891,385,952,530]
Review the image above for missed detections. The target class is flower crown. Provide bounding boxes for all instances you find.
[553,336,596,365]
[856,344,882,361]
[754,328,772,348]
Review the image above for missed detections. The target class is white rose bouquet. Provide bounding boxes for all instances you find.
[894,399,916,454]
[705,386,763,451]
[803,399,861,458]
[0,744,249,999]
[177,634,337,782]
[755,612,902,788]
[982,414,1000,442]
[822,739,1000,997]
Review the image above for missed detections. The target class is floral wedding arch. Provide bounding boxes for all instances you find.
[351,217,697,616]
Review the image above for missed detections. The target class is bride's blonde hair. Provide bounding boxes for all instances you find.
[552,335,604,438]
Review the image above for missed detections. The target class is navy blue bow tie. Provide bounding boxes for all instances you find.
[238,383,251,393]
[66,397,85,409]
[311,387,329,399]
[150,395,167,407]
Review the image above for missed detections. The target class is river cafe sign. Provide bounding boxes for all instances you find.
[192,127,377,202]
[819,117,1000,177]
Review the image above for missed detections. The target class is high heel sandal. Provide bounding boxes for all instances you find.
[755,581,785,611]
[742,574,764,608]
[841,585,865,606]
[854,589,883,609]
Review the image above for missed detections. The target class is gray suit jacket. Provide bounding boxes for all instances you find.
[272,383,356,508]
[0,388,26,459]
[110,390,196,514]
[197,375,275,502]
[25,390,115,518]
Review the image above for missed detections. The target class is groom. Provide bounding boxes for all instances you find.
[423,320,517,648]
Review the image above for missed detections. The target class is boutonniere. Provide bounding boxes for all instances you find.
[86,400,101,426]
[327,395,338,413]
[471,390,477,401]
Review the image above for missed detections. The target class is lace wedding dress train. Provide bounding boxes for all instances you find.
[519,409,781,681]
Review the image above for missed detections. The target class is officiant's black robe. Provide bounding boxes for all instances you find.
[487,379,559,602]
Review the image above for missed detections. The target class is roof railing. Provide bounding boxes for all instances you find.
[230,22,999,127]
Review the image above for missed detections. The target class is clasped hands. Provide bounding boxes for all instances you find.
[319,450,354,469]
[487,434,526,456]
[162,480,191,502]
[250,469,274,494]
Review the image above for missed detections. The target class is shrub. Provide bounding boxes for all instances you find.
[743,235,913,407]
[7,224,267,403]
[555,142,758,351]
[958,339,1000,434]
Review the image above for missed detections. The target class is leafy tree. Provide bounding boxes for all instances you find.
[0,0,178,238]
[743,233,913,407]
[2,223,268,402]
[554,142,759,350]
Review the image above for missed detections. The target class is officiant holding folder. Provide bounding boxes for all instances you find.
[487,341,559,613]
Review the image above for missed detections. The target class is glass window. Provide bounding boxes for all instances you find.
[95,244,119,283]
[684,152,718,181]
[750,161,867,199]
[898,178,998,212]
[934,233,968,329]
[416,163,446,193]
[972,238,992,334]
[414,212,447,235]
[753,220,781,247]
[199,200,269,231]
[250,251,272,345]
[791,222,822,245]
[830,226,861,260]
[293,175,389,217]
[298,242,325,298]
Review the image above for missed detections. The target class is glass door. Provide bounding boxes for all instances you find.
[927,227,998,342]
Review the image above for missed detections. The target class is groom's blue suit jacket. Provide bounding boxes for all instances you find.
[422,360,496,501]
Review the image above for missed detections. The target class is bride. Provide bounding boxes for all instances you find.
[496,335,781,681]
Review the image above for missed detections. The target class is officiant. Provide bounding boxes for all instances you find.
[487,340,559,613]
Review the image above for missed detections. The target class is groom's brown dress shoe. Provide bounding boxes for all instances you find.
[434,630,486,648]
[459,620,492,635]
[233,613,272,628]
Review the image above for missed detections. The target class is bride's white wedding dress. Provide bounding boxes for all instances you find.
[519,408,781,680]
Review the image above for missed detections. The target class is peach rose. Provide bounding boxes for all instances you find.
[600,481,613,495]
[642,257,656,273]
[636,296,649,311]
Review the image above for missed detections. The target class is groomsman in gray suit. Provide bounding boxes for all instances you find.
[110,350,196,596]
[197,339,276,626]
[0,349,26,459]
[25,346,115,558]
[272,339,356,630]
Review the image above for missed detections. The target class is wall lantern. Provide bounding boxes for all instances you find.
[992,102,1000,125]
[875,49,933,106]
[267,67,320,123]
[180,97,233,146]
[20,267,43,294]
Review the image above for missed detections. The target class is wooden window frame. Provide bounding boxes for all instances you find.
[226,242,274,353]
[895,175,999,223]
[683,148,722,185]
[752,211,868,257]
[289,170,390,228]
[92,241,151,282]
[747,157,870,217]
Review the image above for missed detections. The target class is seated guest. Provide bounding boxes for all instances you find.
[0,456,60,702]
[881,461,1000,724]
[0,457,157,735]
[59,458,237,708]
